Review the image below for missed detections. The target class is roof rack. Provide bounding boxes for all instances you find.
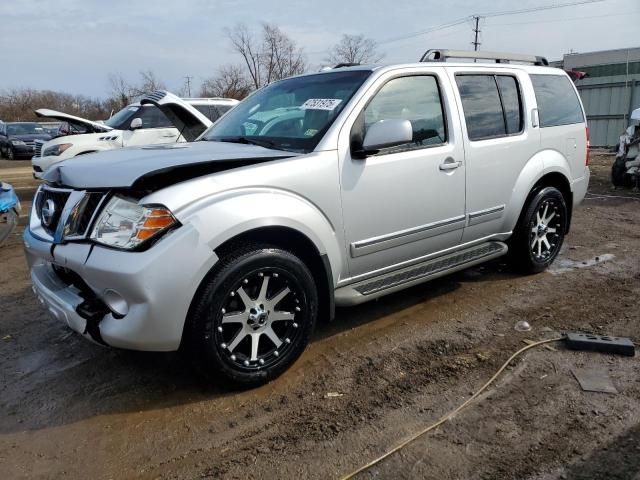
[420,49,549,66]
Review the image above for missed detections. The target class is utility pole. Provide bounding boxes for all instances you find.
[184,75,193,97]
[472,15,481,52]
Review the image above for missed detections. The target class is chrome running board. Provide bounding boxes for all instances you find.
[335,241,508,306]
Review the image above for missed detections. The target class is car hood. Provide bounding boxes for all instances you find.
[35,108,112,133]
[140,91,212,142]
[42,141,299,190]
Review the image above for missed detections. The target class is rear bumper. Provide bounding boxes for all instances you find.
[571,167,590,207]
[23,223,218,351]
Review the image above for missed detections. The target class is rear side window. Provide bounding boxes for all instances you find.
[456,74,523,140]
[530,74,584,127]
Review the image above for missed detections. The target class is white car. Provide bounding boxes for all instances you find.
[32,94,238,178]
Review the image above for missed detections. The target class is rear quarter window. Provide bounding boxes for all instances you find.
[530,74,584,127]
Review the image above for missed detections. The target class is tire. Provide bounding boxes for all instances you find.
[187,244,318,387]
[611,157,633,187]
[508,187,567,274]
[5,146,14,160]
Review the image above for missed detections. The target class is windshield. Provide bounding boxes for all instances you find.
[7,123,43,135]
[104,105,140,129]
[201,70,372,152]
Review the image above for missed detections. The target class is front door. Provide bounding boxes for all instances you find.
[339,72,466,278]
[121,105,181,147]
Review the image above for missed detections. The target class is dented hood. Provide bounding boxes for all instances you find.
[35,108,113,133]
[42,141,298,189]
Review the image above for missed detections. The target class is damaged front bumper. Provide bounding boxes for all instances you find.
[23,223,218,351]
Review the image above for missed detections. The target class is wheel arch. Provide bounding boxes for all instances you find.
[506,159,574,235]
[212,226,335,324]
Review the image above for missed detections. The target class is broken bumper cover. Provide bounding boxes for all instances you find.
[23,224,218,351]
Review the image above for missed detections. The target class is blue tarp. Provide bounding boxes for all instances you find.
[0,182,19,213]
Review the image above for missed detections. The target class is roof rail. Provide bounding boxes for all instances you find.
[420,49,549,66]
[333,62,360,68]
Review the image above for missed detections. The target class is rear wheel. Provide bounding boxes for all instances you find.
[509,187,567,274]
[187,244,318,386]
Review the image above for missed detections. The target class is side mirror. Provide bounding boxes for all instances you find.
[130,117,143,130]
[359,119,412,156]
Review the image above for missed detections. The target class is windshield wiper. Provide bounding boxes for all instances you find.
[215,136,285,151]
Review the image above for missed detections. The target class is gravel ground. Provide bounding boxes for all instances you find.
[0,153,638,479]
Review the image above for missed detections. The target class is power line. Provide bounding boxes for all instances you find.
[476,0,605,18]
[373,0,608,48]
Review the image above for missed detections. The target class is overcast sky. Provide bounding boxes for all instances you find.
[1,0,638,98]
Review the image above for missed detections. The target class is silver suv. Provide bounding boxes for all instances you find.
[24,50,589,386]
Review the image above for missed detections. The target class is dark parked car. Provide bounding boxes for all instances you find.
[0,122,51,159]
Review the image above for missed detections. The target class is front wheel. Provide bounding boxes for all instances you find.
[5,146,14,160]
[509,187,567,274]
[187,244,318,387]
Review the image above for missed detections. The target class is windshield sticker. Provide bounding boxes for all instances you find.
[301,98,342,111]
[304,128,318,137]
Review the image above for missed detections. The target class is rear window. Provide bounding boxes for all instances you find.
[530,74,584,127]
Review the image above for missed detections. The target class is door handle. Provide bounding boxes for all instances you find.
[162,134,178,137]
[439,159,462,171]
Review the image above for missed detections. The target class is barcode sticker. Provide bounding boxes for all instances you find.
[301,98,342,111]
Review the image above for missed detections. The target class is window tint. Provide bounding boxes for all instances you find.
[496,76,522,134]
[456,75,505,140]
[530,74,584,127]
[363,75,446,152]
[138,106,173,129]
[456,75,524,140]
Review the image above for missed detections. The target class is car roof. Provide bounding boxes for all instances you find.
[305,62,564,76]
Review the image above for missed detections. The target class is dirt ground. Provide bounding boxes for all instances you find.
[0,153,639,479]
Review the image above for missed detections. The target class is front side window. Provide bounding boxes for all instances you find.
[456,74,523,141]
[137,105,173,129]
[202,70,372,153]
[104,105,139,129]
[362,75,447,153]
[530,74,584,127]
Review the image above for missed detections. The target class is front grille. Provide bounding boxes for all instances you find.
[35,189,71,236]
[34,140,44,157]
[24,140,35,147]
[33,187,106,241]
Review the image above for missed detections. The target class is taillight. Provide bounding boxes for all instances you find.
[585,126,590,166]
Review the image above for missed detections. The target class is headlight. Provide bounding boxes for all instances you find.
[90,196,178,250]
[11,140,26,146]
[43,143,73,157]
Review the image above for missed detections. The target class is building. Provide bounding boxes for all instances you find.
[553,47,640,147]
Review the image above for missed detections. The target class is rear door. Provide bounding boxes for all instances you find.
[448,67,540,242]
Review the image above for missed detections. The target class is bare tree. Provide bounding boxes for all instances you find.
[107,73,131,110]
[326,34,384,65]
[200,65,252,100]
[227,23,307,90]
